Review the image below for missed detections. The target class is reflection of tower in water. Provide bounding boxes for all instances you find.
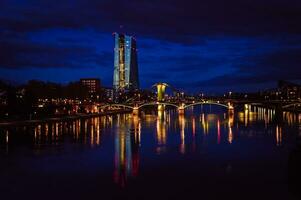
[114,116,140,187]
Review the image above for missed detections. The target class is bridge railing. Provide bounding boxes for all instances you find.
[98,100,233,113]
[282,103,301,109]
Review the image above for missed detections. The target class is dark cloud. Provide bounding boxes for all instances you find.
[0,39,112,69]
[195,48,301,88]
[140,72,169,80]
[1,0,301,43]
[161,55,225,72]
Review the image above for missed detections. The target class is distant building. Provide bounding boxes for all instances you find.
[258,80,301,101]
[278,80,301,100]
[80,78,101,93]
[104,87,114,101]
[113,33,139,91]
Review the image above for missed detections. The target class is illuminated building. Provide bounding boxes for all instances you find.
[80,78,100,93]
[113,33,139,91]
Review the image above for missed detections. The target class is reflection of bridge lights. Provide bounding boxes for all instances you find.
[156,111,167,146]
[34,126,37,144]
[228,125,233,144]
[6,130,9,144]
[45,124,49,138]
[238,112,244,123]
[91,119,94,147]
[276,125,282,146]
[228,115,233,144]
[244,109,249,127]
[96,126,100,146]
[192,117,196,136]
[179,115,185,154]
[217,119,221,144]
[51,124,55,141]
[200,113,209,135]
[228,113,234,127]
[76,120,80,140]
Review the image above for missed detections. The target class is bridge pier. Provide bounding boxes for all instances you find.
[158,104,165,111]
[244,104,249,111]
[228,102,234,111]
[275,104,283,123]
[178,108,185,115]
[178,104,185,115]
[133,107,139,115]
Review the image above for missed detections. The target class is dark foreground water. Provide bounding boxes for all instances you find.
[1,105,301,200]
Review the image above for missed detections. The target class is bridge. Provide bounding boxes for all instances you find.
[282,102,301,109]
[244,101,301,110]
[98,82,301,115]
[99,101,233,115]
[99,83,234,115]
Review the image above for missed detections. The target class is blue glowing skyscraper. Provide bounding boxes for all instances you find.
[113,33,139,90]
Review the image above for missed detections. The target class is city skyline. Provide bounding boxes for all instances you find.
[0,0,301,93]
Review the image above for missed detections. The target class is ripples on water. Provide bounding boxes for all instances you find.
[0,105,301,199]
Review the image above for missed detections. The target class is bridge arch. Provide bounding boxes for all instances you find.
[282,103,301,109]
[184,102,229,109]
[138,102,179,109]
[99,104,134,110]
[250,103,264,106]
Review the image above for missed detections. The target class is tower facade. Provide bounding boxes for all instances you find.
[113,33,139,91]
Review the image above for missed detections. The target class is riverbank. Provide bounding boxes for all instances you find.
[0,109,132,127]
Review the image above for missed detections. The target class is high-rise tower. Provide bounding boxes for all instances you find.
[113,33,139,90]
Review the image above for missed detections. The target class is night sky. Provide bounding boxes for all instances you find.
[1,0,301,94]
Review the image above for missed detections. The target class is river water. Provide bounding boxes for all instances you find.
[1,105,301,199]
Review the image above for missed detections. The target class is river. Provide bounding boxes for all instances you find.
[0,105,300,199]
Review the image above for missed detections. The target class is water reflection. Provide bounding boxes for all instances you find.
[217,119,221,144]
[179,114,185,154]
[276,125,283,146]
[156,110,167,147]
[228,111,234,144]
[113,116,140,187]
[200,113,208,135]
[0,118,105,151]
[0,106,301,188]
[192,116,196,151]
